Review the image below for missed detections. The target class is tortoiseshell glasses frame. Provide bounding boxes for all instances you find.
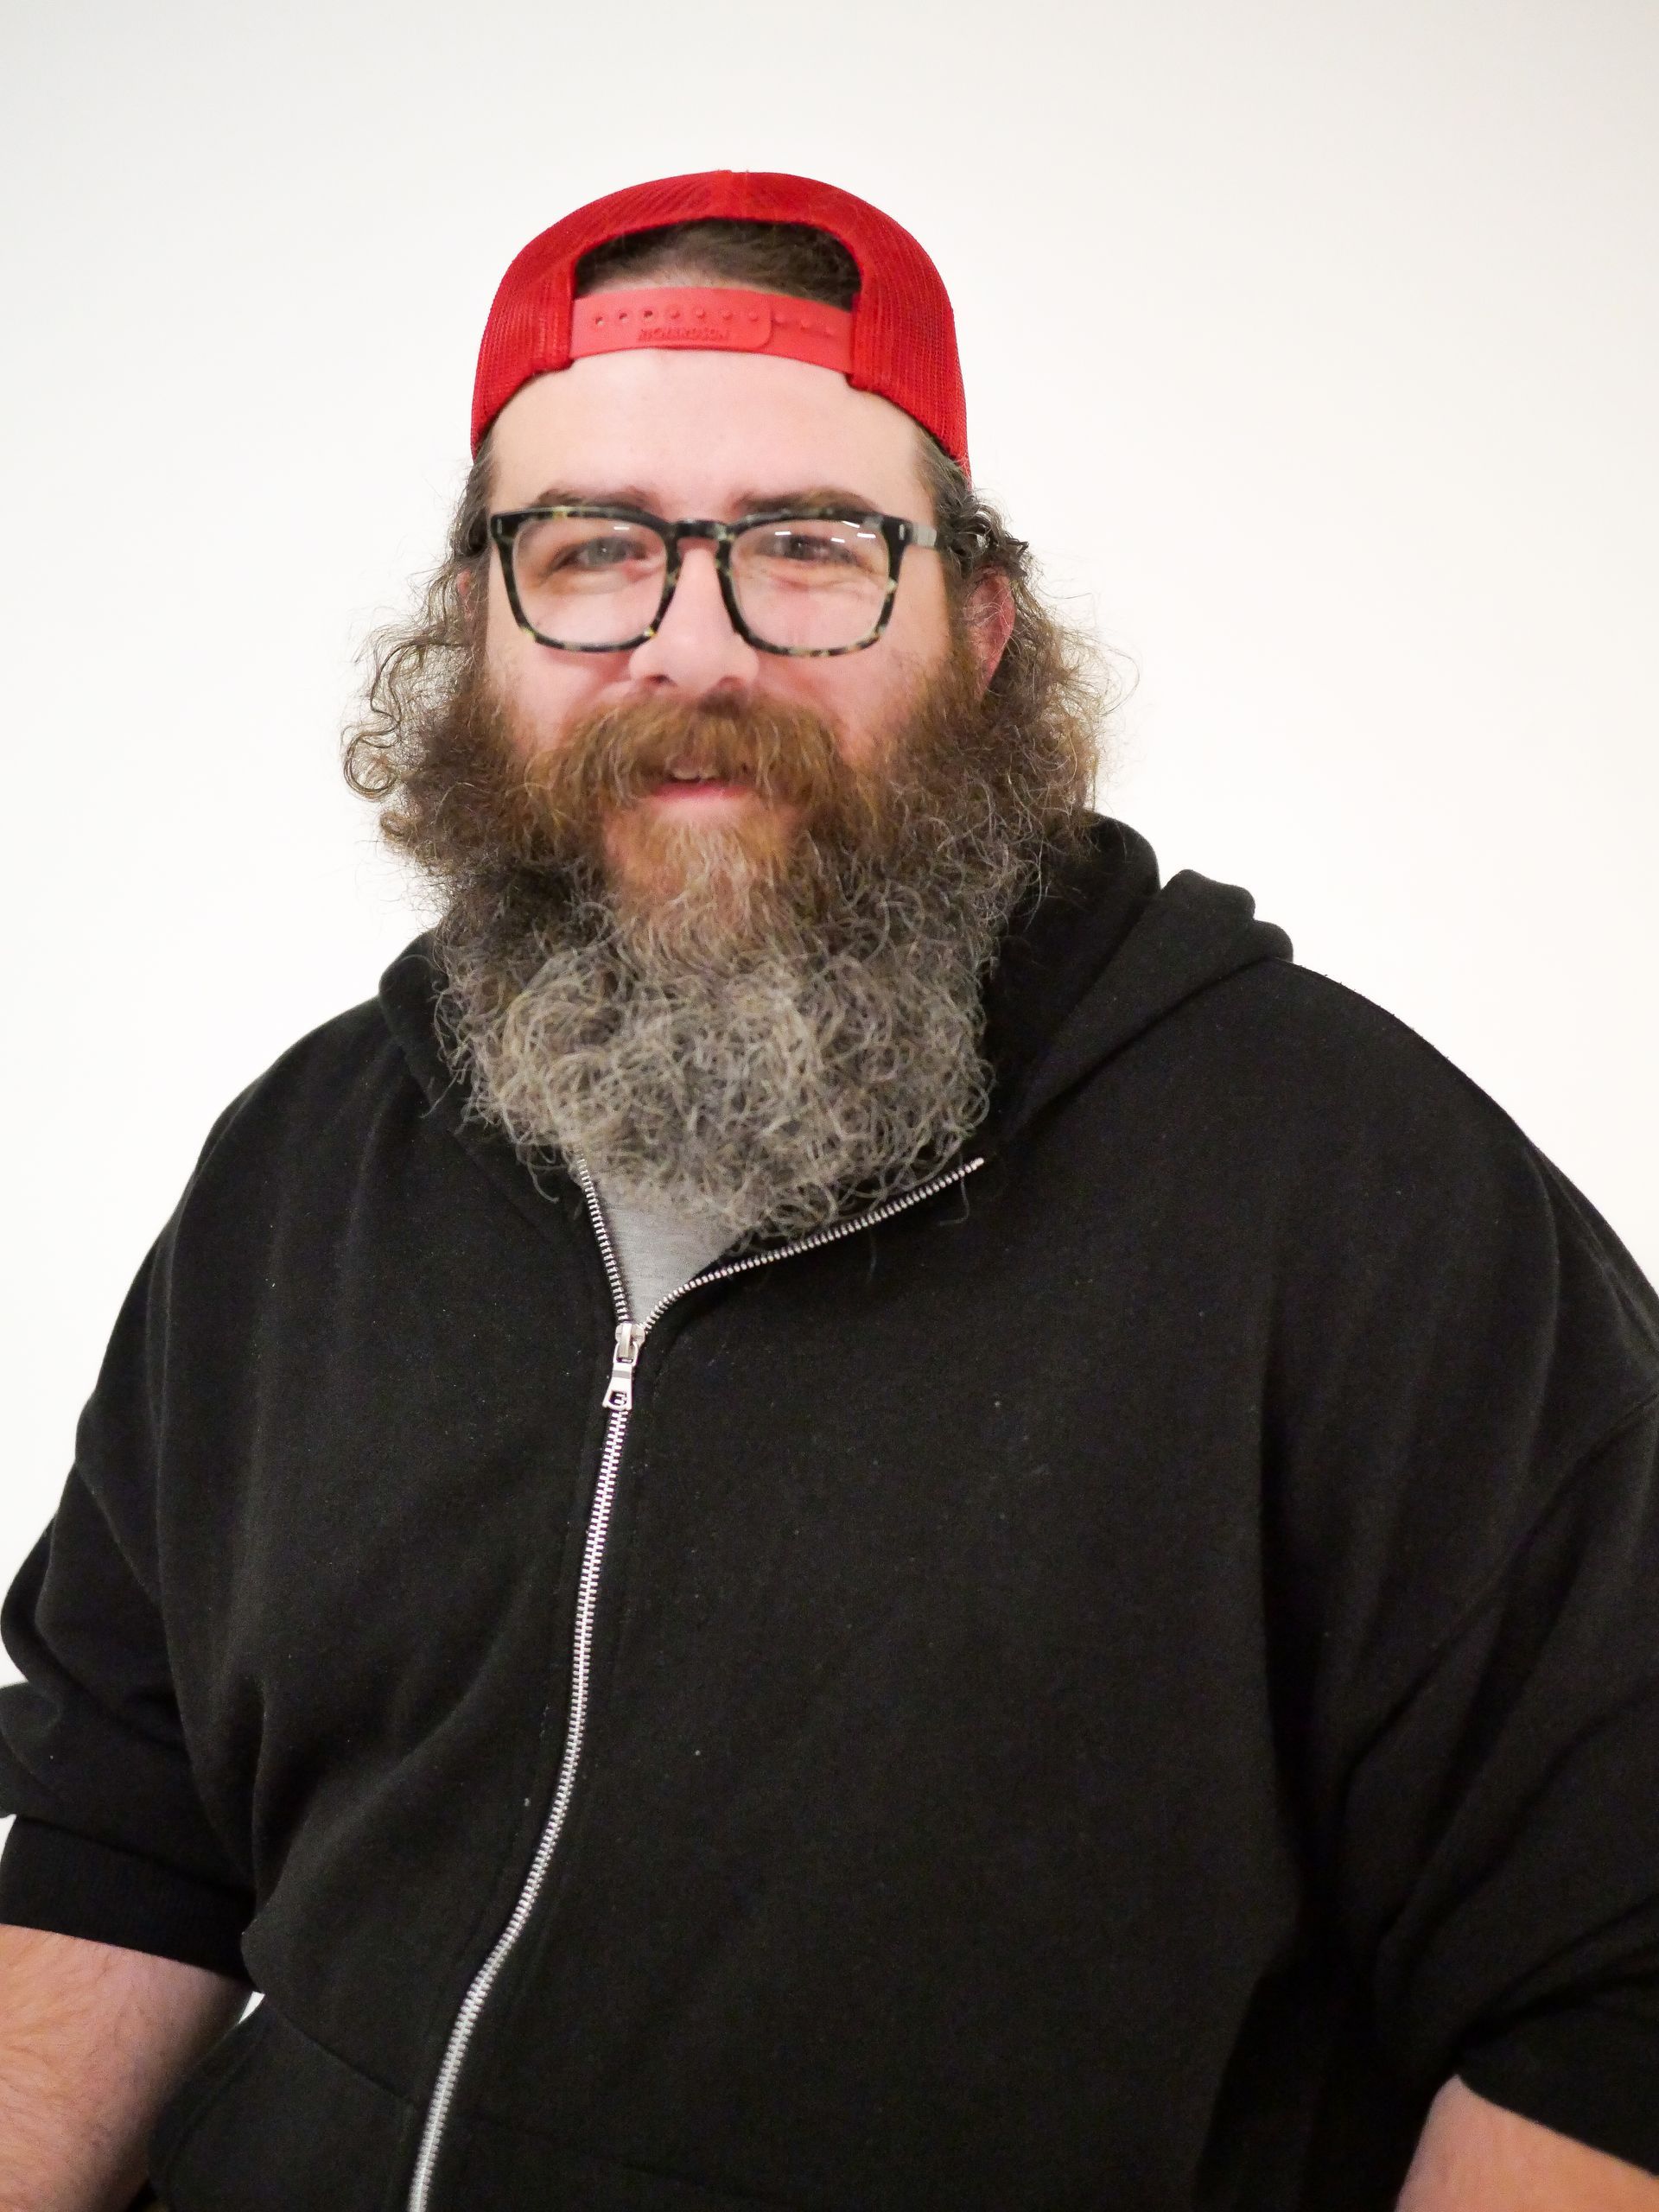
[487,502,941,658]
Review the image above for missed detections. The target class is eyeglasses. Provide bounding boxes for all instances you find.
[488,502,941,657]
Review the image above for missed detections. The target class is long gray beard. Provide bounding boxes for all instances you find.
[432,821,1037,1245]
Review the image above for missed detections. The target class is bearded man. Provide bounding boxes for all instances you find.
[1,172,1657,2212]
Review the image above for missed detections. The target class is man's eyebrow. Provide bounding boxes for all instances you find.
[730,486,886,517]
[517,483,656,511]
[510,484,888,518]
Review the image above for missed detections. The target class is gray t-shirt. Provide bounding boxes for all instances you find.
[591,1180,741,1323]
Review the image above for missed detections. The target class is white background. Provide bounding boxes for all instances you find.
[2,0,1656,1713]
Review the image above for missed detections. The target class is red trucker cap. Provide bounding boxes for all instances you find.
[470,169,969,471]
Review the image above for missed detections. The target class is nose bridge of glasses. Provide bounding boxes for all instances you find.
[659,521,730,597]
[648,522,747,653]
[662,518,736,577]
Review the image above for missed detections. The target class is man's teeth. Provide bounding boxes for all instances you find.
[666,767,734,782]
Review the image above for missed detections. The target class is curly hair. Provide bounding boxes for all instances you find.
[343,220,1112,827]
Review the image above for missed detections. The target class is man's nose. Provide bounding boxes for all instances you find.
[626,540,760,694]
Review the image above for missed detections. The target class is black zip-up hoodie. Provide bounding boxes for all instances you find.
[3,817,1658,2212]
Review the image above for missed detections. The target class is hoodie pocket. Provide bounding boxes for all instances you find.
[148,2002,420,2211]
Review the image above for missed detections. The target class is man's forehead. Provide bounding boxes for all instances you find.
[486,346,930,515]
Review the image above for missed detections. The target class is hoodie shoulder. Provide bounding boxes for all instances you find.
[1215,955,1659,1377]
[1218,955,1561,1162]
[1175,950,1571,1191]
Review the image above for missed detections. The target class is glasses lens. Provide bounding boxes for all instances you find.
[731,517,891,651]
[509,514,666,646]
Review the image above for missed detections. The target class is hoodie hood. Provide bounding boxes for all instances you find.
[376,813,1293,1164]
[979,817,1292,1141]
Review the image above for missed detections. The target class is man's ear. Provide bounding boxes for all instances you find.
[963,568,1015,690]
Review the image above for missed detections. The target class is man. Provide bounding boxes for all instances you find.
[0,169,1656,2212]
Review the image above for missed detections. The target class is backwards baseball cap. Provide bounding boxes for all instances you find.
[470,169,969,471]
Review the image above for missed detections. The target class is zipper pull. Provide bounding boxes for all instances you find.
[603,1321,648,1412]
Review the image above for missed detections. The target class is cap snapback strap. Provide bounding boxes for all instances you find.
[569,288,855,374]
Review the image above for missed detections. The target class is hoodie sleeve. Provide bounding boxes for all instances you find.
[1369,1396,1659,2168]
[0,1147,256,1982]
[1270,1014,1659,2176]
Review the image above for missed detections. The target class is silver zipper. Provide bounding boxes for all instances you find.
[404,1150,985,2210]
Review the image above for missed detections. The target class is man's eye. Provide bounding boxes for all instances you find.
[767,530,858,565]
[557,534,650,569]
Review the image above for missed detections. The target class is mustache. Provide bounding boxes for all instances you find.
[531,690,858,817]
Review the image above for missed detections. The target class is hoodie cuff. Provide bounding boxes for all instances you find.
[0,1816,251,1982]
[1457,1999,1659,2179]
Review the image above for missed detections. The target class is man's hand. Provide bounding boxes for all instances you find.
[0,1922,247,2212]
[1399,2077,1659,2210]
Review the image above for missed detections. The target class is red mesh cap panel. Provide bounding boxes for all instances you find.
[469,169,969,469]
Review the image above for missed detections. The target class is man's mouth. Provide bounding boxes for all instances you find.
[645,761,757,799]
